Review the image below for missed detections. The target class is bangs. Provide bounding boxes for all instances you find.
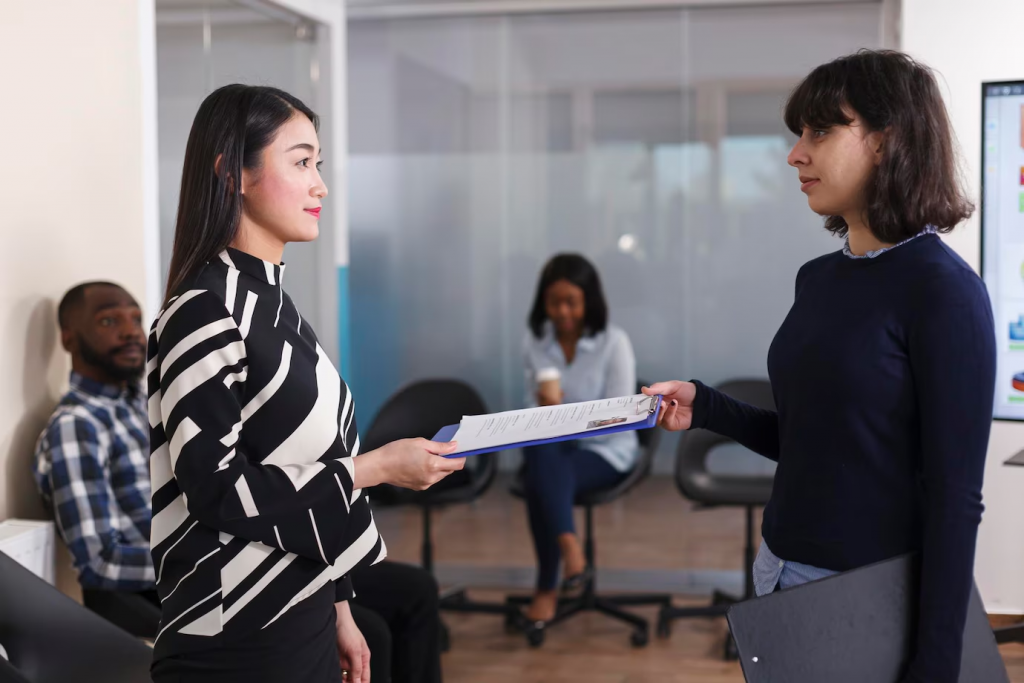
[784,64,854,136]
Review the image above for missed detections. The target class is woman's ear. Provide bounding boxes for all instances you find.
[868,128,888,165]
[240,166,253,196]
[214,153,241,194]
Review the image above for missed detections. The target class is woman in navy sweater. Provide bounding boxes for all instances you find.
[646,50,995,683]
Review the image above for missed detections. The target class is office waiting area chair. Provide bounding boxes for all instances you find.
[361,379,512,649]
[506,383,672,648]
[0,550,152,683]
[656,378,776,659]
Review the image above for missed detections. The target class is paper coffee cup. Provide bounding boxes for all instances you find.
[536,367,562,404]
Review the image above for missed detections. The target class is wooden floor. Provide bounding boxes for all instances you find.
[374,475,1024,683]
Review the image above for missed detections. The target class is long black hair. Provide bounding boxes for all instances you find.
[164,84,319,303]
[784,50,973,242]
[528,254,608,339]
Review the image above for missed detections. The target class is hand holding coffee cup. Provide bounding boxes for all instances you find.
[536,367,563,406]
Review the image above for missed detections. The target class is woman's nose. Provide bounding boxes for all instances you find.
[788,139,808,168]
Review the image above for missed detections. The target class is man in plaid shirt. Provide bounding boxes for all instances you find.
[34,281,158,636]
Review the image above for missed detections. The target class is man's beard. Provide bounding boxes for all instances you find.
[78,336,145,383]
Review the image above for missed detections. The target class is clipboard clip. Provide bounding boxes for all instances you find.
[636,395,659,416]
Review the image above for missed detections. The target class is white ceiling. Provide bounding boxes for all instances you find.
[346,0,881,21]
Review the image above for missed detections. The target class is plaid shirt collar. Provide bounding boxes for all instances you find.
[69,371,143,404]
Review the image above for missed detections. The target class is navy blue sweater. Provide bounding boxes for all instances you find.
[691,233,996,683]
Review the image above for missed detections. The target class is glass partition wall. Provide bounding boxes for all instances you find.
[347,3,883,472]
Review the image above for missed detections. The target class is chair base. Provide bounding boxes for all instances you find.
[995,623,1024,645]
[505,584,672,648]
[655,504,760,662]
[438,586,520,651]
[657,590,740,659]
[441,586,516,615]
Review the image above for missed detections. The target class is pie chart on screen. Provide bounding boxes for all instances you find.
[1013,372,1024,393]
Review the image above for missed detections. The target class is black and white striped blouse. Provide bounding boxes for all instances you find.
[147,247,385,659]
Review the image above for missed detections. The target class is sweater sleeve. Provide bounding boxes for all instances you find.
[153,289,359,565]
[902,270,995,683]
[690,380,780,461]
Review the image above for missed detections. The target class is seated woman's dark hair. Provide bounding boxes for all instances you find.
[528,253,608,339]
[784,49,973,243]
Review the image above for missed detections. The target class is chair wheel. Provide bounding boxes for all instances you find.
[656,614,671,639]
[631,628,649,648]
[504,611,521,634]
[526,625,545,648]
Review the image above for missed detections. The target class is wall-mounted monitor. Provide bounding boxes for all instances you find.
[981,80,1024,420]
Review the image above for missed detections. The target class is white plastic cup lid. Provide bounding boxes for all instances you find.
[536,367,561,383]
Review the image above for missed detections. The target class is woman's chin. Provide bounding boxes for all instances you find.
[286,225,320,243]
[805,197,840,218]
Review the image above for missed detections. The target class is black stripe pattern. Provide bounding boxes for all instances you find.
[147,247,384,659]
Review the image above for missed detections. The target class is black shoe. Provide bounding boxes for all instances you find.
[560,566,594,595]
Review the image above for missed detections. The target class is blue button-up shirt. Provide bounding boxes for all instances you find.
[34,372,155,591]
[522,323,639,472]
[752,225,937,595]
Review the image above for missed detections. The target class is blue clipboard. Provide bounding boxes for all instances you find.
[433,396,662,458]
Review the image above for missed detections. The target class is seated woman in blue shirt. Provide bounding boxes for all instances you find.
[520,254,638,624]
[646,50,994,683]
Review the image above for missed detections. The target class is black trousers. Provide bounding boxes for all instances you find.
[351,561,442,683]
[151,563,440,683]
[151,582,344,683]
[82,588,162,638]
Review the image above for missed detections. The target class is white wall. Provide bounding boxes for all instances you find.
[0,0,156,596]
[903,0,1024,615]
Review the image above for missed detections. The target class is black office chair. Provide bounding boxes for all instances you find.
[361,379,512,648]
[82,589,161,639]
[655,378,775,659]
[506,384,672,648]
[0,550,152,683]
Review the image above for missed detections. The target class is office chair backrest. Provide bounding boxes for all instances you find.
[576,381,663,506]
[590,420,661,504]
[675,379,775,499]
[362,379,497,502]
[0,551,152,683]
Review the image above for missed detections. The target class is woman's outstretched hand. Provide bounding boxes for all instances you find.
[354,439,466,491]
[642,381,697,432]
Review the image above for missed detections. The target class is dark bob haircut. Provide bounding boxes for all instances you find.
[528,254,608,339]
[784,49,973,243]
